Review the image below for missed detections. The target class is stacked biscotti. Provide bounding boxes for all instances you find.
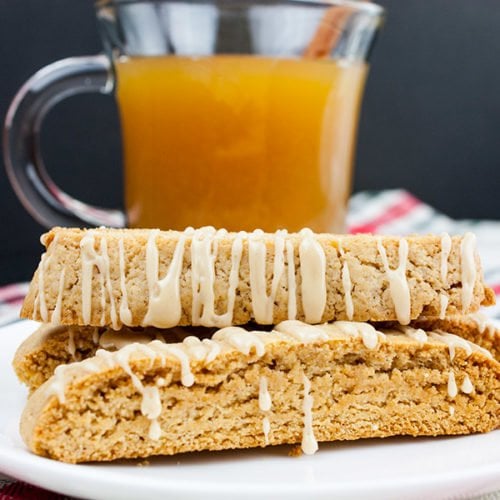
[15,227,500,463]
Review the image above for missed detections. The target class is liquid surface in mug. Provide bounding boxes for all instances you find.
[116,56,367,232]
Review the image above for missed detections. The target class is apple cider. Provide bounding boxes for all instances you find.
[116,56,367,232]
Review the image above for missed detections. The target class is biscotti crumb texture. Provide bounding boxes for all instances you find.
[14,316,500,393]
[20,228,495,328]
[21,321,500,463]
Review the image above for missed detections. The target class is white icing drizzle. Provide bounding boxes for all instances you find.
[440,233,451,283]
[447,371,458,398]
[202,338,221,363]
[51,268,66,324]
[35,234,59,322]
[449,406,455,416]
[144,228,192,328]
[460,232,477,312]
[183,336,211,361]
[99,329,156,350]
[80,231,118,328]
[275,320,329,343]
[301,374,318,455]
[149,419,162,441]
[331,321,381,349]
[461,374,474,394]
[399,326,427,343]
[67,328,76,359]
[439,293,449,320]
[338,241,354,320]
[213,327,265,357]
[192,227,244,327]
[248,229,286,324]
[429,331,473,361]
[149,341,195,387]
[141,385,163,440]
[118,237,132,325]
[466,339,493,359]
[50,364,69,404]
[259,376,272,412]
[286,240,297,320]
[468,312,494,335]
[299,228,327,324]
[259,376,272,445]
[377,238,411,325]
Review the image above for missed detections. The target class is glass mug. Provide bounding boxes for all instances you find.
[4,0,383,232]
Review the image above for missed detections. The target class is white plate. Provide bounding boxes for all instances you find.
[0,320,499,500]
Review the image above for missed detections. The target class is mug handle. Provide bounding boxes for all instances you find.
[3,55,126,228]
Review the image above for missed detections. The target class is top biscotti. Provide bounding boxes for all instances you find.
[21,227,495,328]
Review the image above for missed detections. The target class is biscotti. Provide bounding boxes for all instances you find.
[14,317,500,393]
[20,227,495,328]
[21,320,500,463]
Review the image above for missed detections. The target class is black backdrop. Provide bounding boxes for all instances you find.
[1,0,500,284]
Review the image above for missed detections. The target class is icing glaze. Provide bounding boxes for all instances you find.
[51,268,66,325]
[143,228,192,328]
[248,229,285,324]
[429,331,472,361]
[259,376,272,412]
[398,326,427,343]
[439,293,449,320]
[299,229,327,324]
[461,374,474,394]
[286,240,297,320]
[468,312,495,336]
[213,327,265,357]
[259,376,272,444]
[377,238,411,325]
[447,371,457,398]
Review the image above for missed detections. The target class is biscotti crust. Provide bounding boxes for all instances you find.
[20,228,494,328]
[21,325,500,463]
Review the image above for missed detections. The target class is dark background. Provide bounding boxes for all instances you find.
[1,0,500,284]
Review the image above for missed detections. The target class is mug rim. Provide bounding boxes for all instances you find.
[96,0,383,16]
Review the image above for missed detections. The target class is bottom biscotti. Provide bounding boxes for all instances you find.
[21,321,500,463]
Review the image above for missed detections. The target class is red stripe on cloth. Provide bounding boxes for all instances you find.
[491,284,500,295]
[0,481,69,499]
[348,193,422,234]
[3,298,24,307]
[0,284,27,303]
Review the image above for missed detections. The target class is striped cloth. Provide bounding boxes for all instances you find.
[1,189,499,499]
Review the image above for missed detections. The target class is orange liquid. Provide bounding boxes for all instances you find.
[116,56,367,232]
